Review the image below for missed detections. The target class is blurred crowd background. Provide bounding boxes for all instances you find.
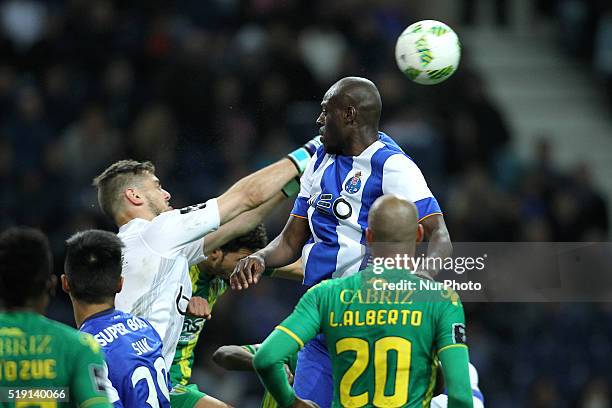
[0,0,610,407]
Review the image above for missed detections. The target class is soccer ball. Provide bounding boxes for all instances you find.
[395,20,461,85]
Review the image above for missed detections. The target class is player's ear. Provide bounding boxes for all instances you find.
[117,276,124,293]
[208,248,223,265]
[345,106,356,124]
[416,224,424,243]
[365,227,375,245]
[125,187,143,206]
[60,274,70,294]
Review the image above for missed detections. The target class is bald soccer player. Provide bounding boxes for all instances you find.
[252,195,472,408]
[232,77,452,406]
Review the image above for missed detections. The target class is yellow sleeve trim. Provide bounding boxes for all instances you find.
[418,212,443,223]
[290,213,308,220]
[80,396,111,408]
[275,325,304,348]
[438,344,468,354]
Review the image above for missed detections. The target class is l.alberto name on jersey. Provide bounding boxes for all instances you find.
[329,309,423,328]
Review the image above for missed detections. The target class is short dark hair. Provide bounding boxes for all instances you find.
[220,224,268,253]
[93,160,155,219]
[0,227,52,308]
[64,229,124,304]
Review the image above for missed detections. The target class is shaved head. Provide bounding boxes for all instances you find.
[368,195,419,244]
[317,76,382,155]
[332,76,382,129]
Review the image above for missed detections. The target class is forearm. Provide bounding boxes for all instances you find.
[253,331,300,408]
[204,193,285,254]
[212,346,255,371]
[439,346,473,408]
[426,225,452,260]
[258,216,309,269]
[218,159,298,224]
[269,260,304,281]
[422,215,453,271]
[259,232,302,269]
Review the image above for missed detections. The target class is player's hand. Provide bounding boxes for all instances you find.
[290,397,319,408]
[187,296,212,319]
[284,364,294,384]
[287,136,322,174]
[230,253,265,290]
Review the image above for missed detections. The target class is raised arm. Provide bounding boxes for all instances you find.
[217,159,297,225]
[217,137,321,225]
[203,193,286,254]
[231,215,310,290]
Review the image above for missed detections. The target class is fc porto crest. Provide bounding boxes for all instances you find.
[344,171,362,194]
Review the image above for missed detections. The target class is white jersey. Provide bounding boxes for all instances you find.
[290,132,442,285]
[116,199,220,369]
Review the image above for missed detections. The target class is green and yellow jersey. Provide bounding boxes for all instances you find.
[242,345,298,408]
[170,265,227,387]
[254,267,471,408]
[0,311,112,407]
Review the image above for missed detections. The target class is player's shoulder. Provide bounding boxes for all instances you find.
[117,217,150,240]
[373,132,417,167]
[308,144,331,173]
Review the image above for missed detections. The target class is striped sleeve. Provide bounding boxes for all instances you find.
[382,154,442,221]
[290,151,317,218]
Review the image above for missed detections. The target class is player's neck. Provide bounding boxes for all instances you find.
[116,208,155,227]
[4,296,49,315]
[343,129,378,156]
[72,300,114,328]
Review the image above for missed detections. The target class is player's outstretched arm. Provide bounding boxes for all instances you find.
[204,192,285,254]
[217,159,296,225]
[231,215,309,290]
[216,137,321,226]
[438,346,473,408]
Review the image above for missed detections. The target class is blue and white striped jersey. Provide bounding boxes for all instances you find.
[81,308,171,408]
[291,132,442,285]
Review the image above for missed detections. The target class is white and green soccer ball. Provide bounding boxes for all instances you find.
[395,20,461,85]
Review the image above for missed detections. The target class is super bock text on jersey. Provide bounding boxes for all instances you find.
[81,308,171,408]
[291,132,442,285]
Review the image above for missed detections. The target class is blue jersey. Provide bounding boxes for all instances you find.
[80,308,171,408]
[291,132,442,285]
